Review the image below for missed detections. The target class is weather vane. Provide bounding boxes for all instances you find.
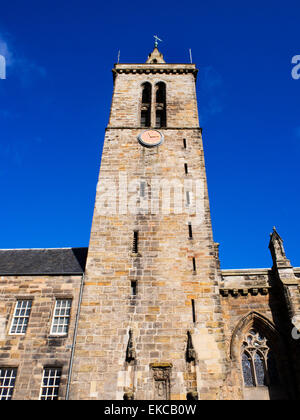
[154,35,162,48]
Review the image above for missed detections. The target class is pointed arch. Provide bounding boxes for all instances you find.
[230,312,279,361]
[230,311,291,400]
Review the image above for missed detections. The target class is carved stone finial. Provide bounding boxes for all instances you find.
[269,227,291,268]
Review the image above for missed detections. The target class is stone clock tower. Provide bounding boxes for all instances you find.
[69,46,228,400]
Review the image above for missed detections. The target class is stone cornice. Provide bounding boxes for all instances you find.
[221,268,272,276]
[112,63,198,79]
[220,287,271,297]
[105,127,202,131]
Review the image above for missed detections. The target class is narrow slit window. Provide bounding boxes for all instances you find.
[183,138,187,149]
[133,231,139,254]
[0,368,17,400]
[184,163,188,174]
[39,368,62,400]
[188,222,193,239]
[10,300,32,335]
[131,281,137,296]
[192,257,196,272]
[191,299,196,323]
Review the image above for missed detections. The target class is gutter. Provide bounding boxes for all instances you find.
[65,273,85,400]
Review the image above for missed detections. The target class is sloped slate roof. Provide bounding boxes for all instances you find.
[0,247,88,275]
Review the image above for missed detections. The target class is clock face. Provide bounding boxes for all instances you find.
[138,130,164,148]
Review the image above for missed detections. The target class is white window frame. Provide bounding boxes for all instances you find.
[0,368,17,400]
[39,368,62,400]
[9,300,32,335]
[50,299,72,336]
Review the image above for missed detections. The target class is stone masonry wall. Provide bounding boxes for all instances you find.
[0,274,82,399]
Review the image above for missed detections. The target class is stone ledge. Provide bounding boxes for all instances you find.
[113,64,198,78]
[221,268,271,276]
[150,362,173,368]
[105,126,202,131]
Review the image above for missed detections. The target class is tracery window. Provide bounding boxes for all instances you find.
[241,329,279,388]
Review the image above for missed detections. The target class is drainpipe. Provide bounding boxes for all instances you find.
[65,273,85,400]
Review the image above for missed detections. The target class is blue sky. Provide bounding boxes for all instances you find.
[0,0,299,269]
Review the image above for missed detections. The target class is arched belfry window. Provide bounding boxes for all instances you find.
[155,82,166,128]
[241,329,279,389]
[141,82,151,127]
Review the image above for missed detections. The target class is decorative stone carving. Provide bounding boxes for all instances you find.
[126,329,136,362]
[269,227,292,268]
[272,227,286,259]
[151,364,172,400]
[220,288,270,297]
[186,331,196,362]
[241,329,280,391]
